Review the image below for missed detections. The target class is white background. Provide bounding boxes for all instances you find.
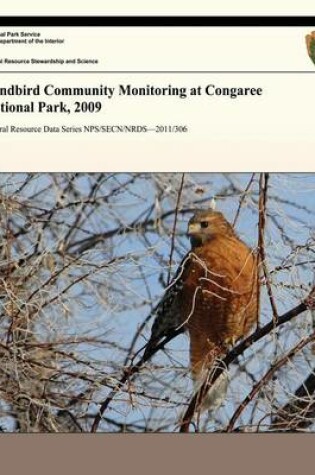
[0,27,314,172]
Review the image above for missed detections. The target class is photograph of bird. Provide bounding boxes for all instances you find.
[144,209,258,408]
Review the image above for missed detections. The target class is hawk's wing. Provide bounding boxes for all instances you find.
[143,252,192,359]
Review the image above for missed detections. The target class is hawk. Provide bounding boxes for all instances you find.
[144,209,258,406]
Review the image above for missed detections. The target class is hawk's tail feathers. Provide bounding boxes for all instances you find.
[192,359,229,413]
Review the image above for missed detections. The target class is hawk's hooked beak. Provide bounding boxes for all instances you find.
[188,222,200,235]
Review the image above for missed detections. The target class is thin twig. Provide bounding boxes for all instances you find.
[167,173,185,285]
[233,173,255,228]
[257,173,279,324]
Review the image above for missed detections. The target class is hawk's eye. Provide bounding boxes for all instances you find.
[200,221,209,229]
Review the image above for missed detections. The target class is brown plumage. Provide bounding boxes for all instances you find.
[145,209,258,388]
